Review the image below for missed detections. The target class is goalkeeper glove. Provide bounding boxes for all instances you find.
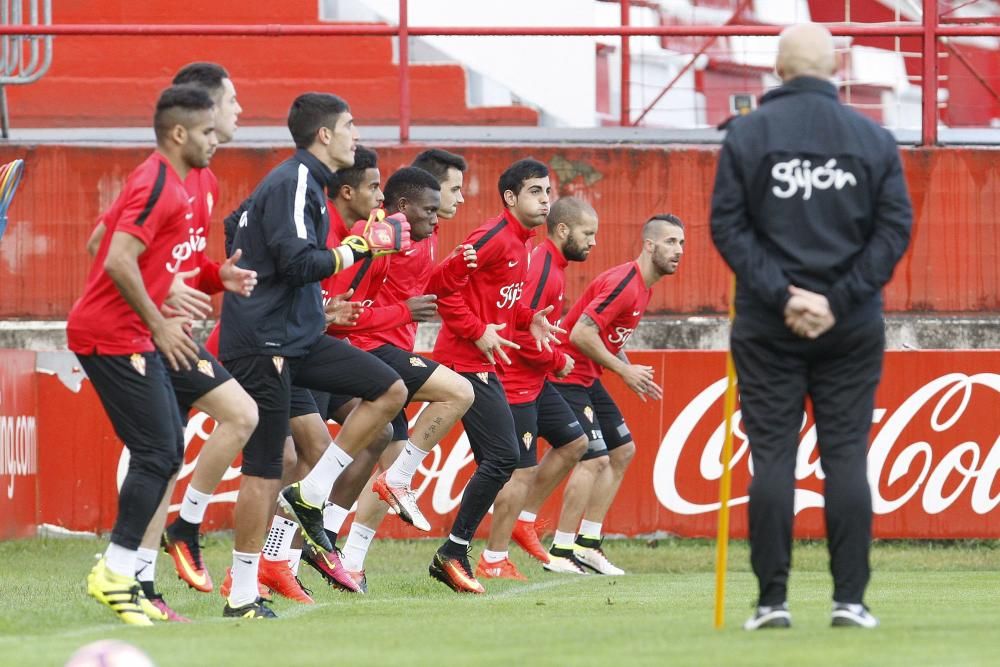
[342,209,411,260]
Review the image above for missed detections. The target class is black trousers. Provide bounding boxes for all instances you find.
[449,372,519,543]
[731,315,884,606]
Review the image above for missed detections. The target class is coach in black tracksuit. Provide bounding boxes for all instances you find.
[710,24,912,629]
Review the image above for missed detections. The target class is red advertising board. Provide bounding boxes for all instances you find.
[0,350,38,539]
[27,349,1000,541]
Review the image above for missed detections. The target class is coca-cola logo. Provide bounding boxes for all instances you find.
[114,372,1000,532]
[652,373,1000,517]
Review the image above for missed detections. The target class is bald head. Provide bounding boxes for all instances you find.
[776,23,836,82]
[546,196,597,234]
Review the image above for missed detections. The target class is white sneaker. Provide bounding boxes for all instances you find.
[542,548,588,575]
[574,539,625,576]
[832,602,879,628]
[743,604,792,630]
[372,472,431,532]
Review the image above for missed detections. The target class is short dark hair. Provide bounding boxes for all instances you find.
[547,196,597,234]
[411,149,467,183]
[287,92,350,149]
[333,145,379,191]
[383,167,441,213]
[172,62,229,96]
[498,158,549,205]
[153,84,215,142]
[642,213,685,239]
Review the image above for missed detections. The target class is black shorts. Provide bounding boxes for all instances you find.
[78,352,185,469]
[289,386,318,419]
[390,411,409,442]
[510,382,586,468]
[368,344,439,402]
[551,379,631,461]
[224,335,400,479]
[300,389,355,422]
[167,343,231,421]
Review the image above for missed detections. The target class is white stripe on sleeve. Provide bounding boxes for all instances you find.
[293,163,309,240]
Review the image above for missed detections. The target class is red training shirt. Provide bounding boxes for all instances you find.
[503,238,570,403]
[68,152,195,355]
[433,209,536,374]
[553,260,651,388]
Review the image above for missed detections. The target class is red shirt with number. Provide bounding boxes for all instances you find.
[68,152,195,355]
[553,261,650,388]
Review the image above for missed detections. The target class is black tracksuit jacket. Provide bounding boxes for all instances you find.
[219,149,337,360]
[710,76,913,332]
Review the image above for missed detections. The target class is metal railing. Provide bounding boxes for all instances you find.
[1,1,999,144]
[0,0,51,137]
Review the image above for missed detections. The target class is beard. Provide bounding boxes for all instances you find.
[563,238,590,262]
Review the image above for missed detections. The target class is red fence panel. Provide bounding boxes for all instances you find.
[2,145,1000,319]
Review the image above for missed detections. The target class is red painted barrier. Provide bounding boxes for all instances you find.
[23,349,1000,540]
[0,350,39,539]
[1,144,999,319]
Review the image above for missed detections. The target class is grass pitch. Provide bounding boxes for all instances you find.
[0,536,997,666]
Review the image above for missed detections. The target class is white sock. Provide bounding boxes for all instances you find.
[579,520,603,539]
[323,503,351,535]
[104,542,137,579]
[299,441,353,506]
[448,534,470,546]
[288,548,303,577]
[518,511,537,523]
[178,484,212,524]
[229,551,260,607]
[553,530,576,549]
[482,549,507,563]
[341,522,376,572]
[135,547,158,583]
[384,440,430,487]
[261,516,296,562]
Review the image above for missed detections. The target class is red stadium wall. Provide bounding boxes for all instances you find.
[1,144,999,319]
[5,349,999,541]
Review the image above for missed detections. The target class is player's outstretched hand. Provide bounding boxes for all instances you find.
[153,316,199,371]
[529,305,567,352]
[620,363,663,402]
[220,249,258,297]
[475,322,520,365]
[406,294,438,322]
[163,268,212,320]
[325,289,362,326]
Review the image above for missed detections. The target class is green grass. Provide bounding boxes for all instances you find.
[1,536,998,666]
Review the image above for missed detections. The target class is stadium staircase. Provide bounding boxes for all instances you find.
[4,0,539,128]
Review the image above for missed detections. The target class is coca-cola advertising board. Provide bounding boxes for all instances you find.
[28,350,1000,539]
[0,350,39,539]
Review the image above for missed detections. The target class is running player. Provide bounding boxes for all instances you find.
[548,214,684,575]
[83,65,258,620]
[427,158,564,594]
[477,196,598,580]
[338,149,471,590]
[68,85,218,626]
[217,93,409,618]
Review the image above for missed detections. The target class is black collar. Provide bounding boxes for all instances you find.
[760,76,838,105]
[294,148,336,190]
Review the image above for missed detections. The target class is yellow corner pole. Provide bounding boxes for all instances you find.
[714,274,737,629]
